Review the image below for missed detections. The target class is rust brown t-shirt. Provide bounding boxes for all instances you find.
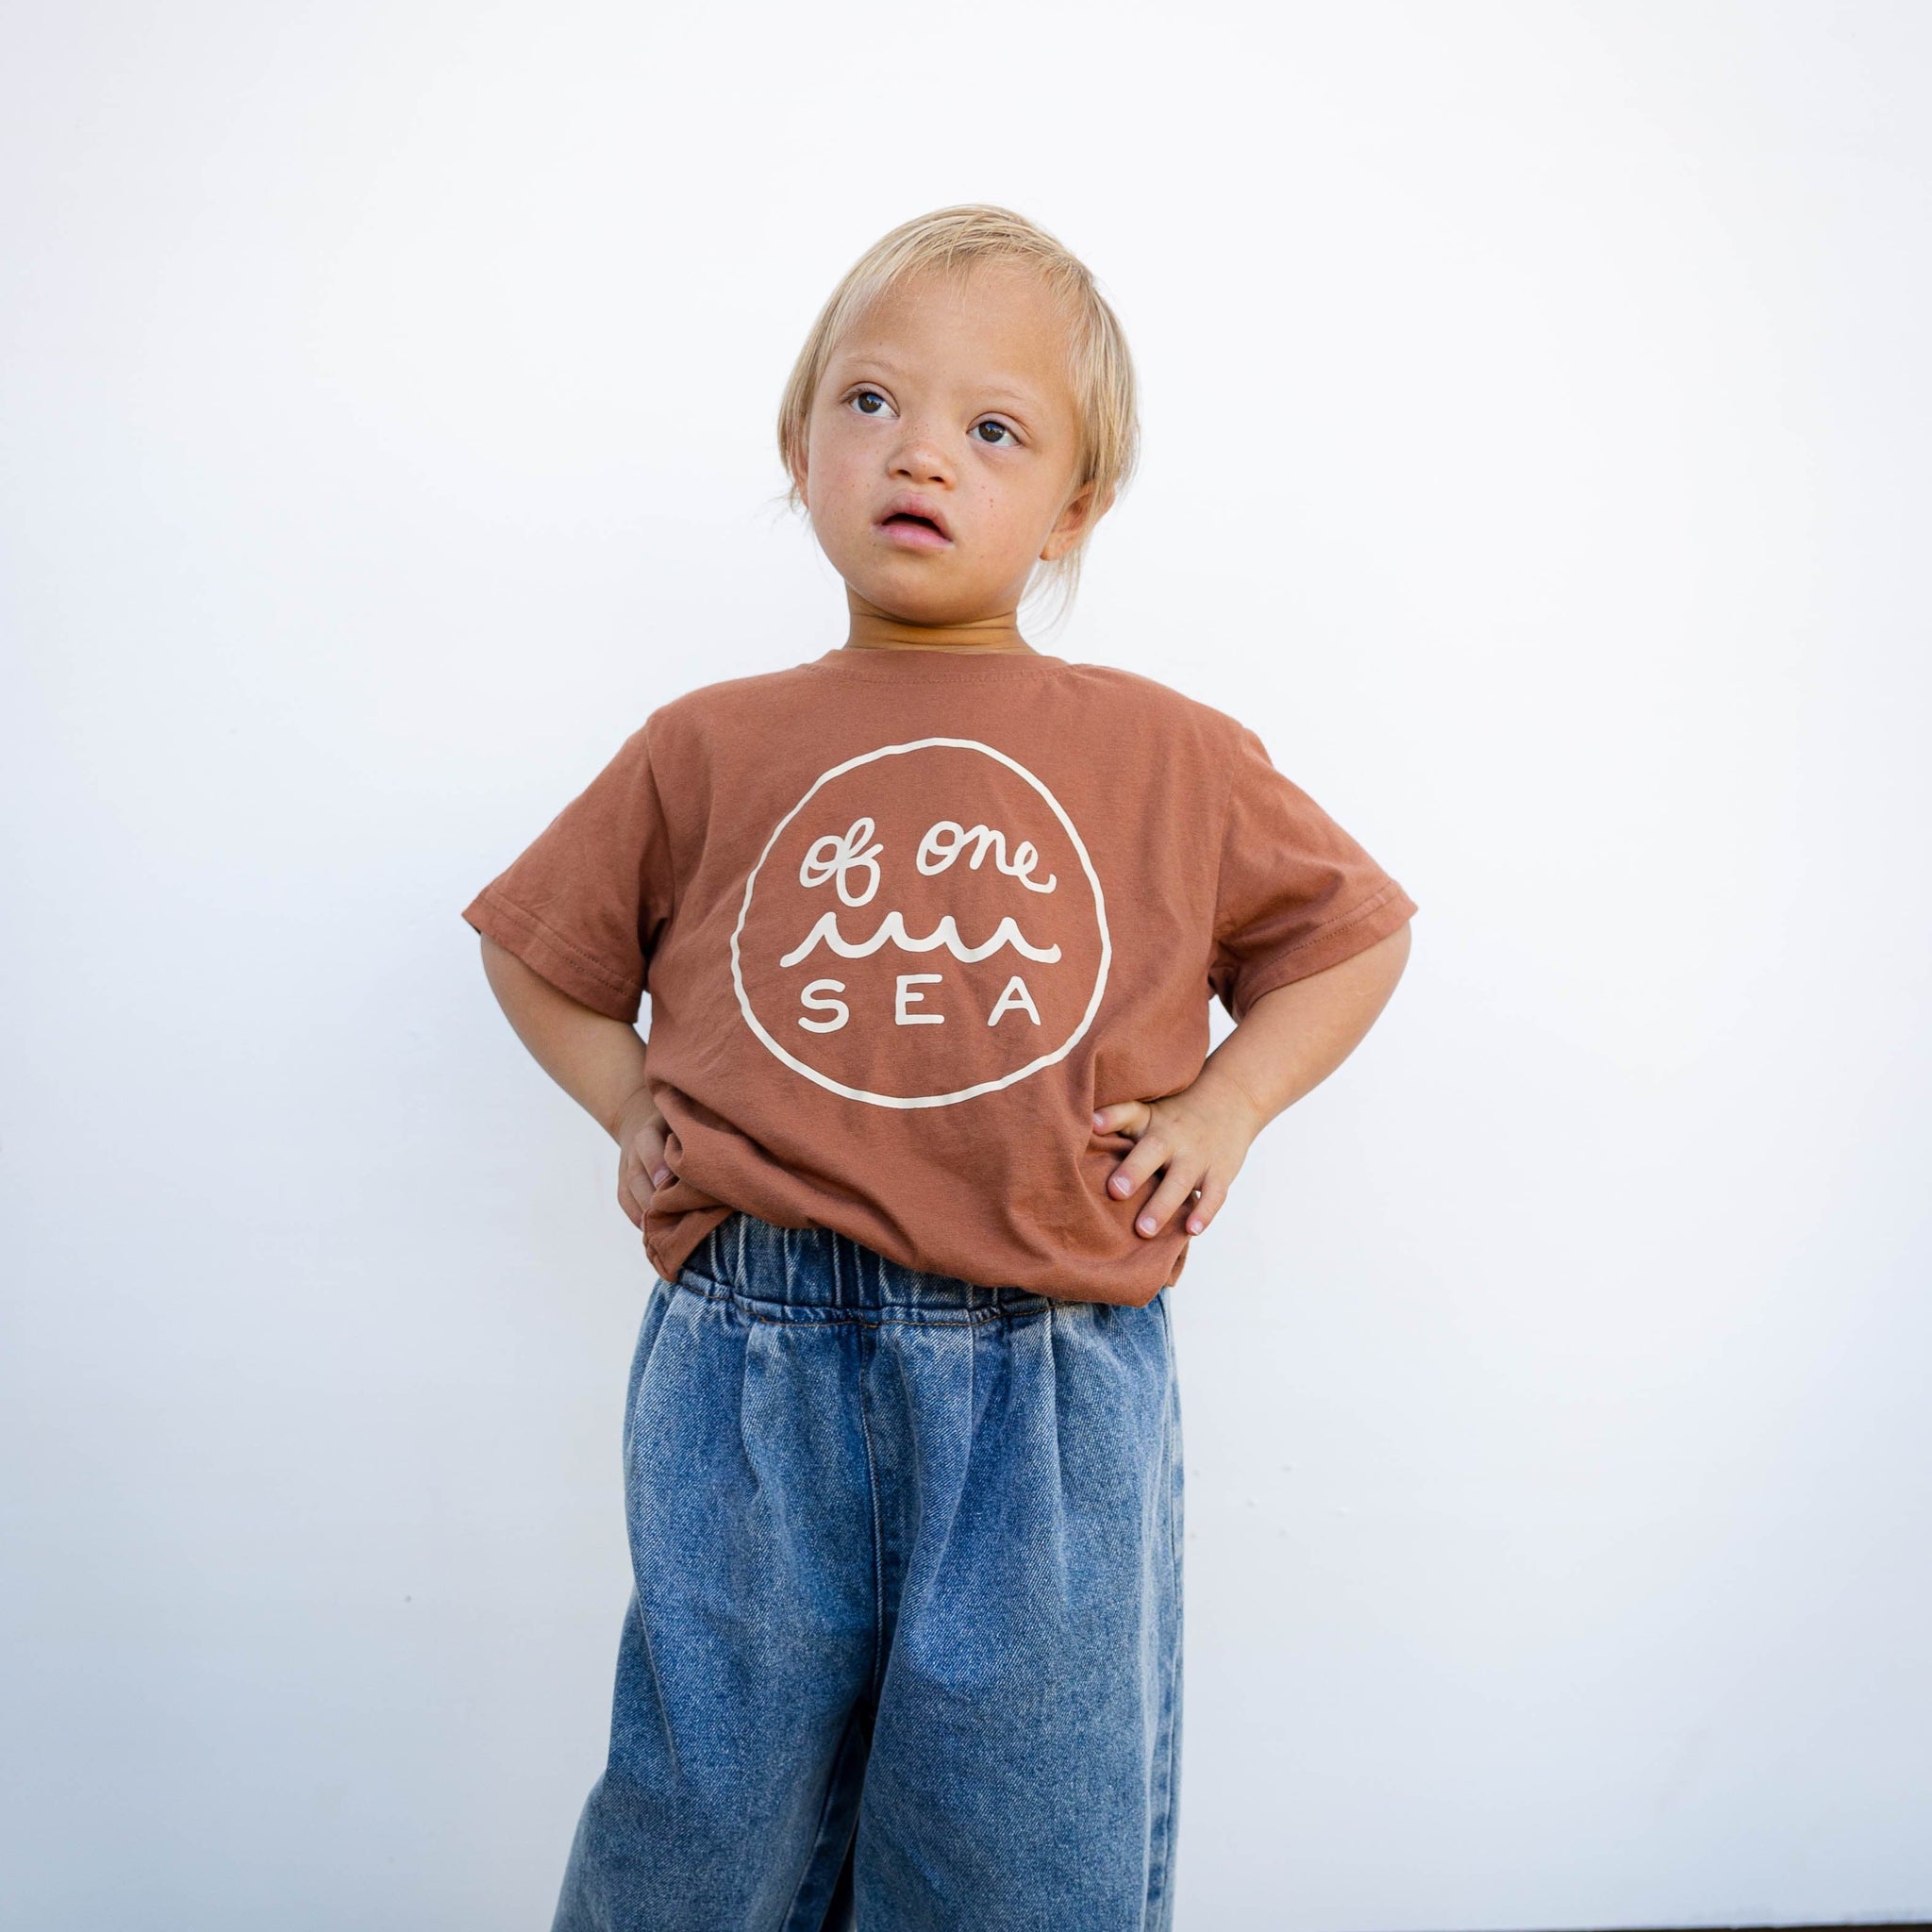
[461,645,1417,1306]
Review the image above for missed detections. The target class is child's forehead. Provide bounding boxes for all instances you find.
[824,263,1077,404]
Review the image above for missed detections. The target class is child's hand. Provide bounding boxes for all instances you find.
[613,1087,674,1230]
[1092,1071,1263,1240]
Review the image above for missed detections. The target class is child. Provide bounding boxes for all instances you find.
[463,205,1415,1932]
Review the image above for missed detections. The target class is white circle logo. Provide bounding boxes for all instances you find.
[730,739,1110,1108]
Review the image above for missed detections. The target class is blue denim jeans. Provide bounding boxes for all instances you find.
[551,1209,1185,1932]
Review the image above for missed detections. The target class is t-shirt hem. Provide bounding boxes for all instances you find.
[645,1204,733,1285]
[461,887,643,1024]
[646,1197,1181,1307]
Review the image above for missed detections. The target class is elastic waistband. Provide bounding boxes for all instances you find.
[679,1210,1054,1325]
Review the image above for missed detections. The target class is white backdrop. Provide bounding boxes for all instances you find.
[5,4,1928,1927]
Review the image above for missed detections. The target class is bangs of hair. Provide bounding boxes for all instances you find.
[776,204,1139,630]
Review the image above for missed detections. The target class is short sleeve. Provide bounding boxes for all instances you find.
[460,722,676,1024]
[1208,724,1417,1024]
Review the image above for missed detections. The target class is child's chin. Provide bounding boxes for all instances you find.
[848,559,971,607]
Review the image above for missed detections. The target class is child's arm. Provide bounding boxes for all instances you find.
[1093,921,1412,1241]
[477,933,671,1230]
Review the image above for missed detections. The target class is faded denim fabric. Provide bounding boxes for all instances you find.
[552,1208,1186,1932]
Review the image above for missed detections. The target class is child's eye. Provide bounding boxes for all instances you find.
[850,389,892,417]
[973,420,1017,446]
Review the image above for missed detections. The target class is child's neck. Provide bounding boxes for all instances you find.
[841,597,1038,658]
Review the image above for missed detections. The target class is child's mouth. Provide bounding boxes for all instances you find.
[877,512,953,551]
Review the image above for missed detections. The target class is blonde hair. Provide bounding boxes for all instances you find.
[776,204,1139,629]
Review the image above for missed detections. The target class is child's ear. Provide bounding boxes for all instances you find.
[1041,480,1110,562]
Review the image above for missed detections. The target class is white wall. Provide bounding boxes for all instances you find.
[5,3,1928,1926]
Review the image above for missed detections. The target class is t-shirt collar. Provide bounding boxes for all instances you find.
[807,645,1071,680]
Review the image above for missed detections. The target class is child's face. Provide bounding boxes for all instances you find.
[798,261,1103,626]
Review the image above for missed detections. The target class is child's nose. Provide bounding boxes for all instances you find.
[890,434,953,486]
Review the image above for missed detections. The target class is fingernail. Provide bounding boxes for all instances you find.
[651,1166,670,1187]
[1091,1111,1107,1130]
[1187,1216,1203,1234]
[1137,1215,1157,1235]
[1110,1174,1129,1195]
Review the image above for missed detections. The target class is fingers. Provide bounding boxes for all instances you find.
[1184,1174,1230,1238]
[625,1117,672,1189]
[1135,1158,1208,1240]
[1105,1131,1197,1237]
[1104,1114,1172,1205]
[1091,1100,1152,1138]
[616,1164,644,1229]
[1096,1097,1233,1241]
[617,1130,671,1233]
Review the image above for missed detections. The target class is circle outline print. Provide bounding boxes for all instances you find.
[730,738,1111,1108]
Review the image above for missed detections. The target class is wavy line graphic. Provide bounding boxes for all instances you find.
[778,909,1062,968]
